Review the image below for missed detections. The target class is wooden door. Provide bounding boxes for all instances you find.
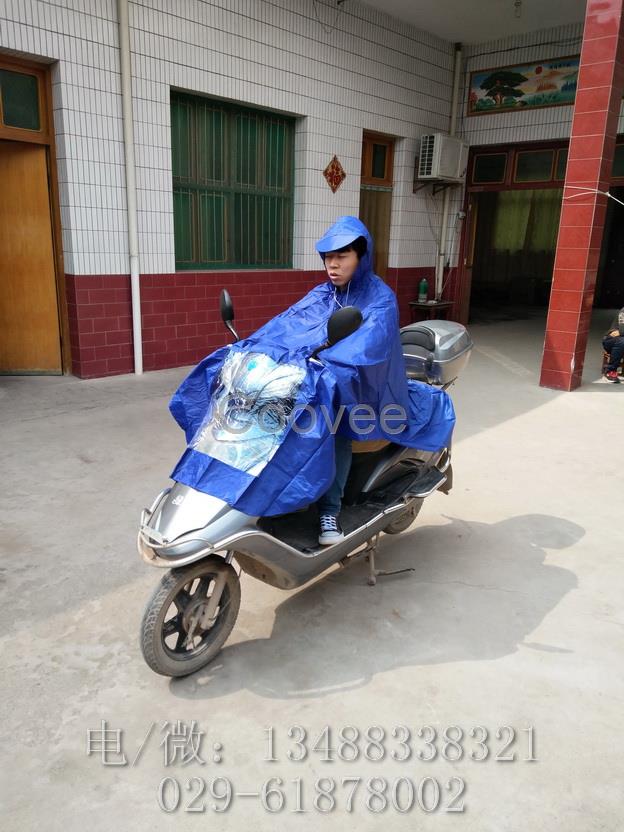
[359,187,392,278]
[359,132,394,279]
[0,140,61,373]
[456,193,479,324]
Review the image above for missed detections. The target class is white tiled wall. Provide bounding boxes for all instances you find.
[1,0,455,274]
[4,3,620,277]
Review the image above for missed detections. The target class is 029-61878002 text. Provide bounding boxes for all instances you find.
[157,774,467,814]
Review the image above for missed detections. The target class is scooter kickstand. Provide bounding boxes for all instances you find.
[364,533,381,586]
[364,531,416,586]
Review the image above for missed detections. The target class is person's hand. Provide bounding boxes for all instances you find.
[610,329,620,337]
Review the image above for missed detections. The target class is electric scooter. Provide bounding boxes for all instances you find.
[138,291,473,677]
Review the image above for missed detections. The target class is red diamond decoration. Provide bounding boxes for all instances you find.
[323,155,346,193]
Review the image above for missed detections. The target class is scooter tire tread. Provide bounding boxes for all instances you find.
[140,556,241,678]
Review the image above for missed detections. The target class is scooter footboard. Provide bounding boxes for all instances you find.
[234,462,448,589]
[231,499,414,589]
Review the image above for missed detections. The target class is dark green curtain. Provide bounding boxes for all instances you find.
[472,188,563,305]
[492,189,563,252]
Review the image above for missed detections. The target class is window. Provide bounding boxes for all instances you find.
[171,92,295,269]
[514,149,555,183]
[554,148,568,181]
[468,144,570,189]
[473,153,507,184]
[0,68,41,131]
[361,132,394,187]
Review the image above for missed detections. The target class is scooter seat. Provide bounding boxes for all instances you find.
[343,441,403,505]
[352,439,391,454]
[400,325,436,351]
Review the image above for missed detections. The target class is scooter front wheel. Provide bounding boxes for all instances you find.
[140,556,241,678]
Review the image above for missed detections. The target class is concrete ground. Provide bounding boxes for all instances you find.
[1,308,622,831]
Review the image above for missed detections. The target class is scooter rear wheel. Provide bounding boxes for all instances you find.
[140,556,241,677]
[383,500,423,534]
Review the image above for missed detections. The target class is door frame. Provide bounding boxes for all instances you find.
[360,130,396,278]
[454,135,624,322]
[0,54,70,373]
[454,191,479,324]
[454,138,568,324]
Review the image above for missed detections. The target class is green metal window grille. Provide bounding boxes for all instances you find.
[0,69,40,131]
[171,92,295,269]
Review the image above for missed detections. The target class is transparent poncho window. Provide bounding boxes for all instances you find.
[190,350,306,476]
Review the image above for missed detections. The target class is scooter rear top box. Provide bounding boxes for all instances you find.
[400,319,473,384]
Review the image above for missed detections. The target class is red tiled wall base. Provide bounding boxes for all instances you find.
[66,271,324,378]
[65,268,446,379]
[387,267,450,326]
[140,271,328,373]
[66,274,134,378]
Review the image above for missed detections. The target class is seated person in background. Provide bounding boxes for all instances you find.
[603,306,624,383]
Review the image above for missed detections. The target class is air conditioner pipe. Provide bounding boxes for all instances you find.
[118,0,143,374]
[435,42,463,300]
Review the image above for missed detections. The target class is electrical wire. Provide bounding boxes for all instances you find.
[312,0,345,35]
[563,186,624,207]
[425,188,443,249]
[440,213,463,297]
[332,279,351,309]
[465,34,582,64]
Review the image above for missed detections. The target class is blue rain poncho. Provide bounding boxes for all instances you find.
[169,216,455,516]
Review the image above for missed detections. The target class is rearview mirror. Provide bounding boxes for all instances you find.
[219,288,239,341]
[327,306,363,346]
[220,288,234,323]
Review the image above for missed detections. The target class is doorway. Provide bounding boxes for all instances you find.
[596,185,624,308]
[359,132,394,278]
[0,58,64,375]
[456,143,568,324]
[0,140,62,373]
[468,187,562,322]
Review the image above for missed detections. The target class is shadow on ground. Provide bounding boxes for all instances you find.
[168,513,583,701]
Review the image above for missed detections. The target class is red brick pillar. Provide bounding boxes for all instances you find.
[540,0,624,390]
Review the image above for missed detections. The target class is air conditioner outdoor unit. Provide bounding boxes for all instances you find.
[418,134,469,183]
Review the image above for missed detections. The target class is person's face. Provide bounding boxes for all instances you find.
[323,248,359,288]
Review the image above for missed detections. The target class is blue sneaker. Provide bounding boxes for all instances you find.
[319,514,345,545]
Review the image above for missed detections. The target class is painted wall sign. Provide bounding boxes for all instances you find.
[467,55,579,116]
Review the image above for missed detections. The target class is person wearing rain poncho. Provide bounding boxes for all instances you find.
[169,216,456,543]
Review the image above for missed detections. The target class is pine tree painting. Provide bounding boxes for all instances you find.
[480,71,528,108]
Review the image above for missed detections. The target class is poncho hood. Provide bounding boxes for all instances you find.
[315,215,373,292]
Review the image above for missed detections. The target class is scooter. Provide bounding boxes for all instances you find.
[138,291,473,677]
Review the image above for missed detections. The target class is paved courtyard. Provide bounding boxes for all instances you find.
[1,309,622,831]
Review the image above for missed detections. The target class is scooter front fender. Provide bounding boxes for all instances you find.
[138,482,258,568]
